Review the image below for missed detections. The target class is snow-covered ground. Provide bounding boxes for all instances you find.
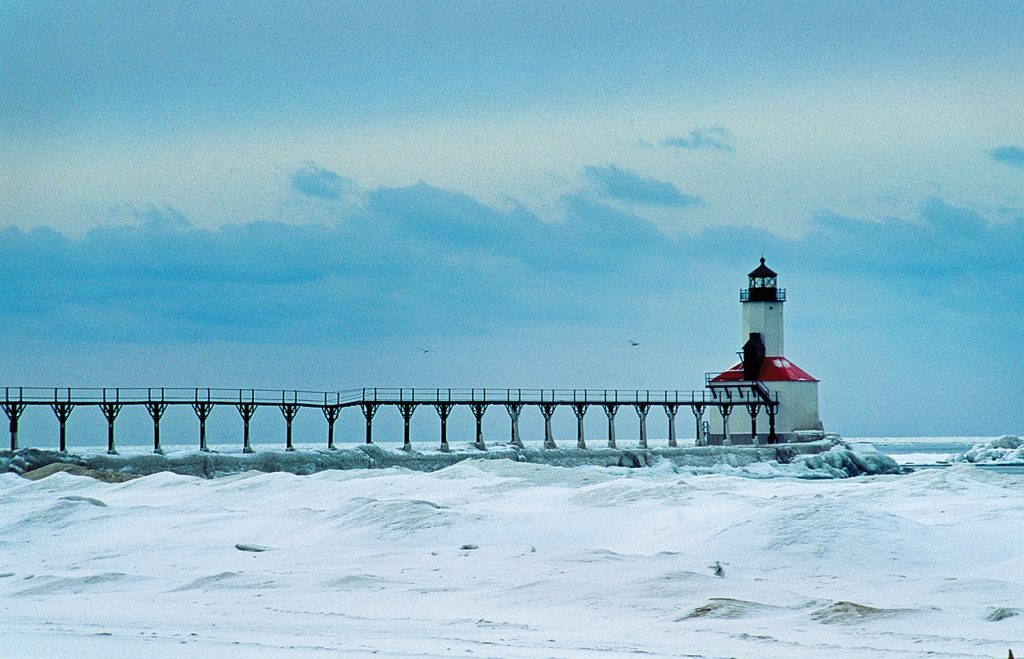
[2,453,1023,657]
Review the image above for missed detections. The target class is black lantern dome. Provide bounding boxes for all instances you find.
[741,257,786,302]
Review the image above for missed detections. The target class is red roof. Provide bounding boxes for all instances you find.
[712,357,818,383]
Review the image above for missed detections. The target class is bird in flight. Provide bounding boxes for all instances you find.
[628,340,640,347]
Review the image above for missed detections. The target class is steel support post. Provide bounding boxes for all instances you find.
[280,403,300,452]
[361,403,379,444]
[539,403,557,449]
[603,404,619,448]
[665,404,678,447]
[470,403,488,450]
[192,402,215,452]
[768,404,778,443]
[505,403,524,448]
[746,403,761,446]
[51,403,75,453]
[322,405,341,450]
[435,403,453,452]
[691,404,705,446]
[145,401,167,454]
[100,402,123,455]
[571,403,588,449]
[236,403,258,453]
[398,403,416,451]
[720,405,733,446]
[3,402,26,451]
[635,403,650,449]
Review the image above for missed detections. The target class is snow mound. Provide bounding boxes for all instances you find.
[954,435,1024,464]
[810,600,913,625]
[680,597,789,620]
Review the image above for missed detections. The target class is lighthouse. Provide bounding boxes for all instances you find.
[706,258,824,444]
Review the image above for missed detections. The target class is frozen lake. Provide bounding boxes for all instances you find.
[2,438,1023,658]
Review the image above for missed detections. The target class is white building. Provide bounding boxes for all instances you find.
[706,259,824,444]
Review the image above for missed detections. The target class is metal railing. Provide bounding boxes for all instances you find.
[740,288,786,302]
[357,388,720,405]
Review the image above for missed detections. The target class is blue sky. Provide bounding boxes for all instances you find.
[2,1,1023,438]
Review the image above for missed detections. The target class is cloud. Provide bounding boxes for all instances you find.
[583,165,702,207]
[661,127,735,152]
[991,145,1024,168]
[4,181,1018,348]
[125,204,192,231]
[291,164,353,200]
[2,184,1022,436]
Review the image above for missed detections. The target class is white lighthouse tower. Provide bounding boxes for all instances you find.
[707,258,824,444]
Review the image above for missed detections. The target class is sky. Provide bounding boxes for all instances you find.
[1,1,1023,439]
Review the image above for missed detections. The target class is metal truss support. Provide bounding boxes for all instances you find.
[505,403,524,448]
[51,402,75,453]
[745,402,762,445]
[635,403,650,449]
[361,403,379,444]
[280,403,300,452]
[192,401,215,452]
[539,403,557,449]
[100,400,123,455]
[145,400,167,454]
[571,403,588,449]
[434,403,453,452]
[236,403,258,453]
[664,403,679,447]
[398,403,416,451]
[603,404,619,448]
[719,405,733,446]
[691,404,706,447]
[322,405,341,450]
[768,404,778,444]
[3,401,26,451]
[470,403,488,450]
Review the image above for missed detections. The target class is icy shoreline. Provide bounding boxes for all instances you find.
[953,435,1024,465]
[1,437,901,479]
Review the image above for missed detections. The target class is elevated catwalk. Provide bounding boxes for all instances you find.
[2,385,778,454]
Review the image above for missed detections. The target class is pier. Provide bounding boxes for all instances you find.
[2,384,778,454]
